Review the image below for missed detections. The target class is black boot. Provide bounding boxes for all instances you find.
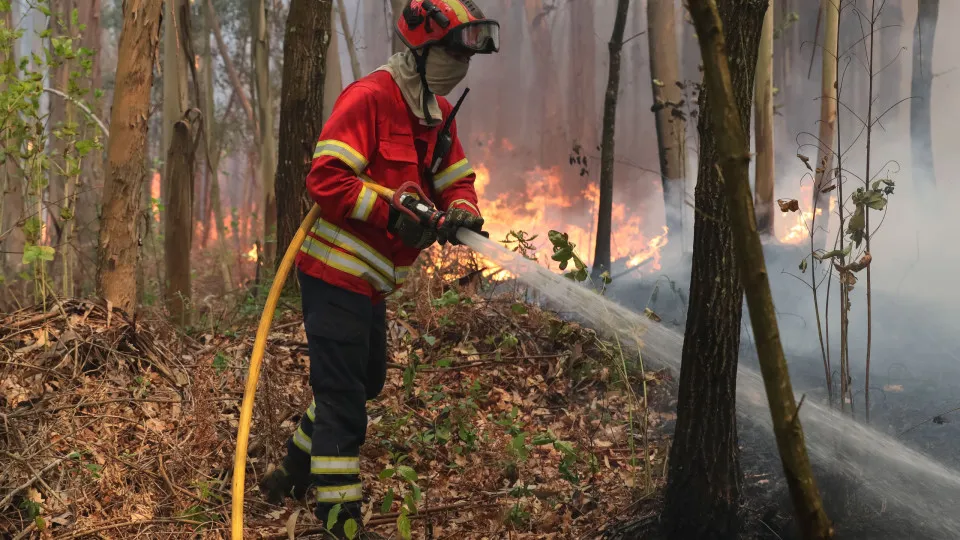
[259,465,308,505]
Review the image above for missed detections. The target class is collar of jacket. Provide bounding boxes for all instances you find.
[376,51,443,126]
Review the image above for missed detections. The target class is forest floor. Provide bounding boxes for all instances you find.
[0,258,682,540]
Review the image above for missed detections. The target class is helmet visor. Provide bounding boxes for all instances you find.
[451,21,500,53]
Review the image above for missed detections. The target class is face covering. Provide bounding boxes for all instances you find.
[425,48,469,96]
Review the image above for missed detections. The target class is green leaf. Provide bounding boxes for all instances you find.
[815,246,851,261]
[423,335,436,346]
[379,468,395,480]
[436,358,453,368]
[397,465,418,484]
[343,518,358,539]
[22,244,54,265]
[554,440,577,457]
[531,433,555,446]
[847,207,866,247]
[799,258,808,273]
[397,513,412,540]
[326,503,342,530]
[510,303,528,315]
[381,488,395,513]
[212,352,228,374]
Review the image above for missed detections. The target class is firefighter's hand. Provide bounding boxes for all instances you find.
[388,207,438,250]
[438,208,485,246]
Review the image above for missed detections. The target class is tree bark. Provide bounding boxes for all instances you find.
[687,0,834,537]
[911,0,939,196]
[661,1,765,538]
[163,114,199,325]
[591,0,629,278]
[754,1,774,236]
[325,8,344,121]
[647,0,686,246]
[97,0,164,315]
[811,0,839,251]
[275,0,333,260]
[391,0,406,54]
[74,0,102,295]
[337,0,362,81]
[253,0,278,263]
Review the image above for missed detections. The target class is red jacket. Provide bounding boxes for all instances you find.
[295,70,481,301]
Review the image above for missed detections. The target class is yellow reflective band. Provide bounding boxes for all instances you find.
[313,140,369,174]
[445,0,470,24]
[306,400,316,422]
[310,456,361,475]
[315,483,363,503]
[449,199,480,216]
[293,426,312,453]
[433,158,473,193]
[350,185,378,222]
[300,239,394,293]
[310,218,395,280]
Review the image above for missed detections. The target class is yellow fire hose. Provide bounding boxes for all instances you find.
[230,181,408,539]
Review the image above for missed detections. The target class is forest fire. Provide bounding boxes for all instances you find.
[473,164,667,272]
[245,244,259,262]
[775,184,837,245]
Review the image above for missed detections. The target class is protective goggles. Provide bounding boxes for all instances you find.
[446,21,500,54]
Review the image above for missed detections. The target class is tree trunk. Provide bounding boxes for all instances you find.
[337,0,362,81]
[0,5,22,291]
[75,0,102,296]
[97,0,164,315]
[754,1,774,236]
[568,0,597,153]
[525,0,565,173]
[591,0,630,279]
[48,0,72,290]
[363,0,389,71]
[275,0,333,260]
[391,0,405,54]
[687,0,834,537]
[647,0,686,246]
[911,0,938,196]
[325,9,344,121]
[661,1,765,537]
[163,114,198,325]
[253,0,278,264]
[207,0,260,143]
[811,0,839,251]
[162,0,189,216]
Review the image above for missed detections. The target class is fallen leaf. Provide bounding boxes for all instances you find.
[777,199,800,213]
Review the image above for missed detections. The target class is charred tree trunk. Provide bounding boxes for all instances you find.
[647,0,686,246]
[661,1,765,538]
[163,114,199,325]
[811,0,839,252]
[253,0,277,263]
[911,0,938,196]
[591,0,629,279]
[754,1,774,236]
[97,0,164,314]
[688,0,835,538]
[275,0,332,259]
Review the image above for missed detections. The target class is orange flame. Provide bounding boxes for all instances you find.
[245,244,258,262]
[776,184,837,245]
[473,160,668,273]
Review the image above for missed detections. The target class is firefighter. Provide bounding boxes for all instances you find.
[259,1,499,536]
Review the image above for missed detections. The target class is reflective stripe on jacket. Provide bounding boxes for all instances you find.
[296,70,481,300]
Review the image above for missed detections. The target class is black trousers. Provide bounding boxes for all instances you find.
[281,270,387,512]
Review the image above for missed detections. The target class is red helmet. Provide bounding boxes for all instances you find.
[396,0,500,54]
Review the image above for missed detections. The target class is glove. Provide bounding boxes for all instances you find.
[437,208,485,246]
[388,206,438,250]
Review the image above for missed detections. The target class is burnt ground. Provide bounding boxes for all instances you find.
[595,243,960,540]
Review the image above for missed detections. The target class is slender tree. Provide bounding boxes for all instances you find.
[325,8,344,121]
[337,0,362,81]
[754,0,774,236]
[162,0,189,209]
[911,0,939,196]
[647,0,686,244]
[811,0,839,251]
[0,5,21,284]
[363,0,390,70]
[688,0,834,537]
[275,0,333,257]
[75,0,102,295]
[591,0,630,279]
[253,0,277,263]
[661,0,765,537]
[163,112,200,325]
[97,0,164,314]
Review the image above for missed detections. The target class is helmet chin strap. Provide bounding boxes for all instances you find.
[414,47,435,124]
